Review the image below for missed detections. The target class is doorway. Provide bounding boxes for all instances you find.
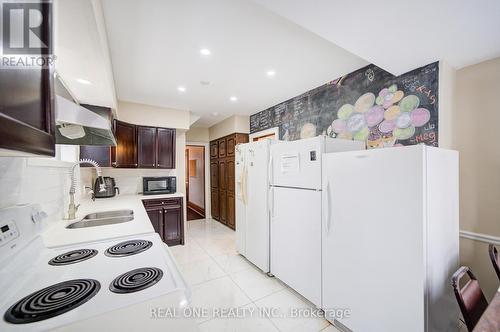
[185,145,206,220]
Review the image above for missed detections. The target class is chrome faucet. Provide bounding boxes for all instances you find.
[67,159,106,219]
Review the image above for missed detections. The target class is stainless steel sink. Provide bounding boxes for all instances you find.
[82,210,133,220]
[66,210,134,229]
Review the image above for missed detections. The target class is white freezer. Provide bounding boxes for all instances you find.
[270,136,364,190]
[270,186,322,306]
[321,145,459,332]
[235,140,274,272]
[269,135,364,307]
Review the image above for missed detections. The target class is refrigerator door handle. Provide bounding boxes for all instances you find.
[268,186,275,220]
[242,165,248,206]
[326,180,332,234]
[268,155,273,185]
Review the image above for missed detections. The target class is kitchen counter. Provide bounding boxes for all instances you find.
[42,193,184,248]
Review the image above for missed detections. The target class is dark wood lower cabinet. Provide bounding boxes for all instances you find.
[143,198,184,246]
[146,207,163,235]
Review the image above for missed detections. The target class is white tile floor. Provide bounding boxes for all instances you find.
[169,218,340,332]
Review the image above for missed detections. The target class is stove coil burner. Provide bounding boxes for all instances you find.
[104,239,153,257]
[4,279,100,324]
[48,249,98,266]
[110,267,163,294]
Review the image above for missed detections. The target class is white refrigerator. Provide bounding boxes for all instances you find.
[322,145,459,332]
[269,136,364,306]
[236,139,275,273]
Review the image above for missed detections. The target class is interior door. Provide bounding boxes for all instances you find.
[322,148,424,331]
[270,186,322,306]
[246,142,270,272]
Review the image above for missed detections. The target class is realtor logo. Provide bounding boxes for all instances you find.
[2,1,52,55]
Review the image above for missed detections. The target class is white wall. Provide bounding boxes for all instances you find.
[117,101,191,130]
[186,146,205,209]
[186,127,210,142]
[452,56,500,299]
[209,115,250,140]
[0,158,74,222]
[438,60,456,149]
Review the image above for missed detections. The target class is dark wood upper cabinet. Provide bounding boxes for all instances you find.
[0,3,55,156]
[111,120,137,167]
[137,126,157,168]
[157,128,176,169]
[218,138,226,158]
[80,146,111,167]
[84,120,176,169]
[210,141,218,159]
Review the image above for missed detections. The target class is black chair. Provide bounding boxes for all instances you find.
[451,266,489,331]
[489,244,500,281]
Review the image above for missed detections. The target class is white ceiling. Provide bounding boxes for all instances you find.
[252,0,500,76]
[54,0,117,109]
[100,0,368,127]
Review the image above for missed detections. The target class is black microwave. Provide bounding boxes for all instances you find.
[142,177,176,195]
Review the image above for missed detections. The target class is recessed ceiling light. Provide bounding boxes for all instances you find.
[177,86,186,92]
[76,78,91,85]
[229,96,238,102]
[212,112,219,116]
[266,70,276,77]
[200,48,211,56]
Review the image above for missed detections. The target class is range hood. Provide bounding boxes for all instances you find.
[54,74,116,146]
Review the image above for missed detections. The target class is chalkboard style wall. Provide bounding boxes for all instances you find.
[250,62,439,148]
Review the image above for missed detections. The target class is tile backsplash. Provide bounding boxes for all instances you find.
[0,157,77,222]
[80,168,177,195]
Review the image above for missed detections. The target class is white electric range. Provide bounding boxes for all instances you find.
[0,204,191,331]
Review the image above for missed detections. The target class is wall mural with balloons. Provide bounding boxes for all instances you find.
[249,62,438,148]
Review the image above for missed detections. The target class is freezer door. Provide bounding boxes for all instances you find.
[271,186,322,306]
[322,147,425,332]
[245,141,271,272]
[270,136,324,190]
[235,144,247,255]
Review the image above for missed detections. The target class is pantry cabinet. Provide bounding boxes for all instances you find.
[143,197,184,246]
[210,133,248,230]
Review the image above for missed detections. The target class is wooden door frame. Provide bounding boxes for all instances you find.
[185,143,208,218]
